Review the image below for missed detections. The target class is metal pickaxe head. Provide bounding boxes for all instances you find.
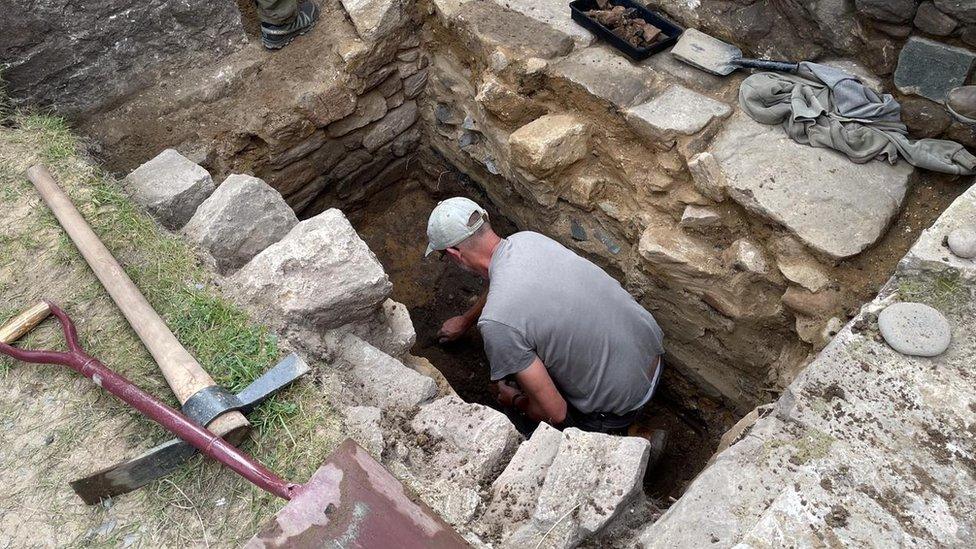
[69,352,310,503]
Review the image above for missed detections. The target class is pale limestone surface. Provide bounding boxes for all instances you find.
[509,114,589,176]
[123,148,215,230]
[626,85,731,142]
[343,405,384,456]
[711,112,914,259]
[338,333,437,410]
[498,0,596,48]
[183,174,297,274]
[339,0,407,43]
[549,46,658,108]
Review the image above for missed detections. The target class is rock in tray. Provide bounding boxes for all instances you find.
[586,0,663,49]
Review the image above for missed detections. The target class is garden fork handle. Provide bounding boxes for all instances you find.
[0,301,51,344]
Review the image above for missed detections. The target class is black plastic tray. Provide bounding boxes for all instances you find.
[569,0,683,61]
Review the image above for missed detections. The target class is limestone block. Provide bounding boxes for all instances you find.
[410,395,522,485]
[724,239,769,276]
[454,1,575,61]
[509,429,650,548]
[183,174,298,274]
[339,333,437,410]
[899,181,976,277]
[638,224,723,278]
[326,90,388,137]
[229,209,391,330]
[124,149,215,230]
[563,172,606,210]
[775,239,832,293]
[363,100,418,151]
[686,152,726,202]
[509,114,589,176]
[344,405,384,456]
[476,76,548,126]
[346,299,416,357]
[625,86,731,143]
[480,423,563,541]
[894,37,976,101]
[549,46,657,108]
[711,112,913,259]
[500,0,596,48]
[680,205,722,229]
[339,0,406,43]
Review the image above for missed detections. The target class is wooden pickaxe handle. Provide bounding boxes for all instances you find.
[26,165,249,441]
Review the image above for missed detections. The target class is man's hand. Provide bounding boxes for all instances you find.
[437,314,472,343]
[495,380,522,407]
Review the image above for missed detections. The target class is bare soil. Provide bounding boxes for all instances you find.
[351,179,721,501]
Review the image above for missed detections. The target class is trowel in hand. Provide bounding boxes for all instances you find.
[672,28,798,76]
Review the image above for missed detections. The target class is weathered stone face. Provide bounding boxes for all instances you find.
[183,174,298,274]
[509,114,589,177]
[2,0,245,117]
[549,46,657,108]
[452,1,575,61]
[625,85,731,144]
[228,209,392,331]
[894,37,976,102]
[123,149,215,230]
[337,333,437,410]
[711,113,914,260]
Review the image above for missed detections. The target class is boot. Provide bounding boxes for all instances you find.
[946,86,976,125]
[261,0,319,50]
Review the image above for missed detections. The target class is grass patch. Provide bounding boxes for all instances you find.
[897,269,965,311]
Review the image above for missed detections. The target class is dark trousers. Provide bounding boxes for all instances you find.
[503,403,641,438]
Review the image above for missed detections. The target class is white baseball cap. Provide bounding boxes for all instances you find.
[425,197,489,257]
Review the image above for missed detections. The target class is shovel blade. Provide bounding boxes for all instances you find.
[246,439,469,549]
[671,28,742,76]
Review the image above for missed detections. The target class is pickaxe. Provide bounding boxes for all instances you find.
[26,165,309,502]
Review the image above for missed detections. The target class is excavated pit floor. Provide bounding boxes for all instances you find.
[348,177,719,500]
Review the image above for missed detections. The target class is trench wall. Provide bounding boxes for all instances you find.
[1,0,247,118]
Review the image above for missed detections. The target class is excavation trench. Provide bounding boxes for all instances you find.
[342,170,723,501]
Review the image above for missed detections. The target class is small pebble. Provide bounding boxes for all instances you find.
[44,433,55,445]
[878,302,951,357]
[947,228,976,259]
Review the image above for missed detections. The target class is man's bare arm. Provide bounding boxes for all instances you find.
[513,357,567,425]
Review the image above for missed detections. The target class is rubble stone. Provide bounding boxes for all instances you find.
[476,76,548,125]
[344,406,384,456]
[327,90,388,137]
[914,2,958,35]
[900,96,953,138]
[229,209,391,330]
[508,428,650,548]
[625,86,730,142]
[894,37,976,102]
[687,152,726,202]
[339,0,407,43]
[878,302,952,356]
[509,114,589,176]
[724,239,769,276]
[680,205,723,229]
[123,149,215,230]
[711,112,913,259]
[549,46,657,108]
[411,395,522,485]
[403,70,429,98]
[855,0,917,23]
[362,100,418,151]
[347,298,416,357]
[934,0,976,22]
[183,174,298,274]
[775,241,832,293]
[453,1,575,61]
[338,333,436,410]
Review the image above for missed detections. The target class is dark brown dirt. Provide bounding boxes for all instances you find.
[351,178,723,502]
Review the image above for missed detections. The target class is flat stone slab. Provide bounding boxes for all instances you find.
[549,46,657,108]
[626,85,731,142]
[894,36,976,101]
[711,112,914,259]
[124,149,215,230]
[878,302,951,357]
[509,114,589,176]
[498,0,595,48]
[339,334,437,410]
[454,1,575,61]
[340,0,407,43]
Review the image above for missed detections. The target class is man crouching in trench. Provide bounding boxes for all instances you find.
[427,197,667,449]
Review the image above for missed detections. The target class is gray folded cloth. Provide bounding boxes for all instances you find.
[738,62,976,175]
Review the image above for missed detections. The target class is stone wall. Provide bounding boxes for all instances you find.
[413,0,954,420]
[81,0,424,217]
[644,0,976,144]
[1,0,247,118]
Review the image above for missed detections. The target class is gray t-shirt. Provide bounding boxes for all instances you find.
[478,232,665,415]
